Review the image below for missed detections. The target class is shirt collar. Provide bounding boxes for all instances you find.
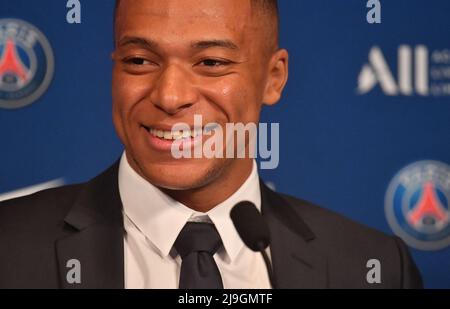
[118,152,261,262]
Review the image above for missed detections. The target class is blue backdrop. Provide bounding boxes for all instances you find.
[1,0,449,288]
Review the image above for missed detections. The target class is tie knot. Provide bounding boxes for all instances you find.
[174,222,223,259]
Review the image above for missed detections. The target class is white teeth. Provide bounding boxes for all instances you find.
[148,128,203,140]
[163,131,172,140]
[172,131,183,140]
[149,129,164,138]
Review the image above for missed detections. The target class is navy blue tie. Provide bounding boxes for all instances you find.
[174,222,224,289]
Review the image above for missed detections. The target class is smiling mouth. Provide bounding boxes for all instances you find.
[142,125,218,141]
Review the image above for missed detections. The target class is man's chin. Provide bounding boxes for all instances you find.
[139,159,225,191]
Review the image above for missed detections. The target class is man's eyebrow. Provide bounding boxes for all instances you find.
[117,37,238,51]
[118,36,158,49]
[191,40,239,50]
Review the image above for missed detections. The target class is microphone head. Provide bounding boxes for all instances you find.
[230,201,270,252]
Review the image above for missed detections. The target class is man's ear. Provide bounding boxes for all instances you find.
[262,49,289,106]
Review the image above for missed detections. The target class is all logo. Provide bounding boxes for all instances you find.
[0,19,54,109]
[358,45,450,97]
[385,161,450,250]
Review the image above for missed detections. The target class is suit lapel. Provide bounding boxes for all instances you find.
[55,161,124,289]
[54,159,327,289]
[261,181,328,288]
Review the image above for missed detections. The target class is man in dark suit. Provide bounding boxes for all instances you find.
[0,0,422,288]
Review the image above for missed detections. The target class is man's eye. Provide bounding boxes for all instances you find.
[124,57,151,65]
[199,59,230,67]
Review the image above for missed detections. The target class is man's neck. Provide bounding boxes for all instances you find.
[160,159,254,213]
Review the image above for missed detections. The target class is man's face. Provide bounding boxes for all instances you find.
[112,0,286,190]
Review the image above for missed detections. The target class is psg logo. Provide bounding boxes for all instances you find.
[0,19,54,109]
[385,161,450,251]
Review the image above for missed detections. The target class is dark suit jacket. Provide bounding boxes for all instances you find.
[0,160,423,289]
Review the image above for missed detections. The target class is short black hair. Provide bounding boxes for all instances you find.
[252,0,279,17]
[114,0,279,27]
[114,0,279,49]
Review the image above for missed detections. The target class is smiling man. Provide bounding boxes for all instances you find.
[0,0,422,289]
[112,0,286,212]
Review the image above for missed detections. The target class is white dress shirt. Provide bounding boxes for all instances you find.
[118,152,271,289]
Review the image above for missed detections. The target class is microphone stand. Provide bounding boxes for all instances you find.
[259,242,275,289]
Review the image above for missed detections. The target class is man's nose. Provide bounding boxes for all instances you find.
[150,64,198,115]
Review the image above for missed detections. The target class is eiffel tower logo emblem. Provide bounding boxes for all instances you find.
[0,38,30,86]
[408,182,450,229]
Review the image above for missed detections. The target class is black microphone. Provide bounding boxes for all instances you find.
[230,201,275,289]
